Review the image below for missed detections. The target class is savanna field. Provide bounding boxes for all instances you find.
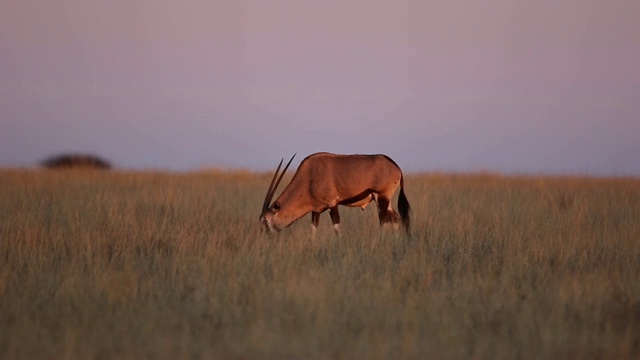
[1,169,639,359]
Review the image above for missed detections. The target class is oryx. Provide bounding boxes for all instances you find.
[260,152,410,235]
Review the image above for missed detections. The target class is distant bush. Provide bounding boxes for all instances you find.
[40,154,112,170]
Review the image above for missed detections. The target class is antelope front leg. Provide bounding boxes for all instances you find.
[329,207,341,236]
[311,212,321,238]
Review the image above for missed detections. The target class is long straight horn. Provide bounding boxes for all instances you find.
[269,153,296,203]
[262,158,284,213]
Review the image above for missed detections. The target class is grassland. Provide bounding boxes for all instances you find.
[1,169,639,359]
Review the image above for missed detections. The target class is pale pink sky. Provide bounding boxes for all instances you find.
[1,0,639,174]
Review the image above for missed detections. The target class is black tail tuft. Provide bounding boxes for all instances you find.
[398,176,411,233]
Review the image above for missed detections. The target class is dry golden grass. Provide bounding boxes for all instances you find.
[1,169,639,359]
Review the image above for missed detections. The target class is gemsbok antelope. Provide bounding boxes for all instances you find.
[260,152,410,235]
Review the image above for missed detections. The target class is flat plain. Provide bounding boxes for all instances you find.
[1,169,639,359]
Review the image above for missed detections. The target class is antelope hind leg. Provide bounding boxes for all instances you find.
[377,196,400,229]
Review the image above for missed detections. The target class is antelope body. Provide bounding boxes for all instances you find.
[260,152,410,234]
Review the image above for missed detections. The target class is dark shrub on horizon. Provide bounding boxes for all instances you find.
[40,154,112,170]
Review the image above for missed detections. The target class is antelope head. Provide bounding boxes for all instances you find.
[260,154,296,232]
